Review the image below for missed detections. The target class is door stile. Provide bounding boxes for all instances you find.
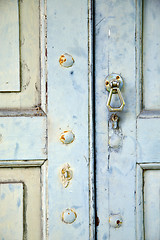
[47,0,91,239]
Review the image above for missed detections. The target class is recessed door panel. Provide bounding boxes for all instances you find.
[143,0,160,110]
[0,167,41,240]
[0,183,23,240]
[144,170,160,240]
[0,0,41,109]
[0,0,20,92]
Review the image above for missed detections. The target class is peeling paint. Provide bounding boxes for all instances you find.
[62,208,77,224]
[60,163,73,188]
[109,214,123,228]
[59,53,74,68]
[60,130,75,144]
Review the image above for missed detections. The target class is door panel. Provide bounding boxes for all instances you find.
[0,167,41,240]
[0,183,23,240]
[143,0,160,110]
[137,164,160,240]
[0,0,41,109]
[144,170,160,240]
[0,0,20,92]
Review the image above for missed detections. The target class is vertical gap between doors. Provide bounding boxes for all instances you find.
[92,0,97,239]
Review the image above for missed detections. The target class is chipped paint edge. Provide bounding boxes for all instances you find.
[88,0,96,239]
[135,0,143,116]
[40,0,48,114]
[39,1,48,238]
[41,160,48,240]
[60,163,73,188]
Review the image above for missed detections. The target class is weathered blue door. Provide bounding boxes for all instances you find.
[1,0,160,239]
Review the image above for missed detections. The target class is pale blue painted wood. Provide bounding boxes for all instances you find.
[0,167,42,239]
[137,118,160,163]
[0,0,20,91]
[143,0,160,110]
[0,0,41,109]
[0,116,46,160]
[0,0,47,238]
[144,170,160,240]
[136,0,160,239]
[136,164,144,240]
[95,0,136,239]
[0,183,23,239]
[136,3,160,238]
[47,0,90,239]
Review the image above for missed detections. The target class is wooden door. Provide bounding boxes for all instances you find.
[47,0,160,239]
[0,0,47,239]
[95,0,160,240]
[2,0,160,239]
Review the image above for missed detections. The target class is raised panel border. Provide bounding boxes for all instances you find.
[136,0,160,118]
[136,163,160,240]
[0,159,47,239]
[0,159,46,167]
[138,110,160,119]
[0,0,47,114]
